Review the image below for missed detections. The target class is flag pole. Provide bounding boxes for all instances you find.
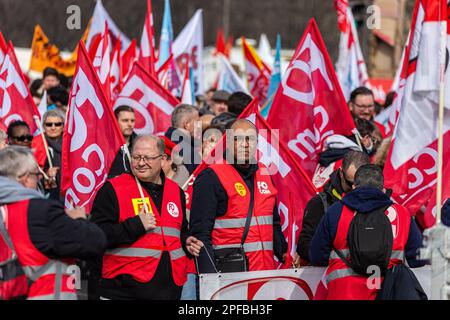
[123,144,151,215]
[435,9,447,225]
[33,115,53,168]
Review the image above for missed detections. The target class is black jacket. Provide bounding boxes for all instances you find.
[43,135,63,202]
[108,132,137,179]
[297,169,345,262]
[26,198,107,260]
[189,163,288,273]
[90,172,191,300]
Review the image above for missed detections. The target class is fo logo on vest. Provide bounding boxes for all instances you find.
[167,202,180,218]
[234,183,247,197]
[257,181,271,195]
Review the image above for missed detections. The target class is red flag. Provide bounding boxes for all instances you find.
[214,28,226,56]
[384,0,450,228]
[110,36,122,102]
[225,36,234,58]
[138,0,157,77]
[242,37,271,102]
[0,31,7,65]
[114,61,179,135]
[0,43,40,132]
[121,39,137,82]
[61,42,125,212]
[92,22,111,103]
[267,19,356,178]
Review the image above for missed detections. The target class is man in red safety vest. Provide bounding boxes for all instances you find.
[309,164,426,300]
[0,146,106,300]
[190,119,287,274]
[91,135,202,300]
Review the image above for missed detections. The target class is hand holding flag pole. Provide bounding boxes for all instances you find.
[33,115,53,168]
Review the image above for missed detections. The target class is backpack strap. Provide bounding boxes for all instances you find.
[318,192,329,213]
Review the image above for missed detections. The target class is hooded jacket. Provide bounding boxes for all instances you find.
[309,186,425,268]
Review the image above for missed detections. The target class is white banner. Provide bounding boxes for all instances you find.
[200,268,324,300]
[173,9,203,95]
[200,266,431,300]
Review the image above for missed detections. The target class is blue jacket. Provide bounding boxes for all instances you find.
[309,186,425,268]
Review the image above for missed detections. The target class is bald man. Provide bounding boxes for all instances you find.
[90,135,202,300]
[190,119,287,273]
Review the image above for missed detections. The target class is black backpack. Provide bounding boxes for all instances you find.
[335,205,393,276]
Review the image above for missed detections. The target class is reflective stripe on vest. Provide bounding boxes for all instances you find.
[213,241,273,253]
[147,226,181,237]
[27,292,78,300]
[22,260,71,281]
[105,247,162,258]
[329,249,405,261]
[213,216,273,229]
[23,260,74,300]
[170,248,186,260]
[326,268,363,284]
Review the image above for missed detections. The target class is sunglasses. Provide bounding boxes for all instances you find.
[12,135,33,142]
[44,122,63,128]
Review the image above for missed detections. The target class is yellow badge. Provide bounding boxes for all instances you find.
[234,183,247,197]
[132,197,152,215]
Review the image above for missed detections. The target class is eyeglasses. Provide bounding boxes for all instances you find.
[131,154,163,163]
[44,122,63,128]
[12,135,33,142]
[18,170,42,179]
[352,102,375,110]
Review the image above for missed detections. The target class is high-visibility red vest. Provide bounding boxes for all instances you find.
[4,200,77,300]
[0,206,28,300]
[210,163,278,271]
[325,203,411,300]
[102,174,188,286]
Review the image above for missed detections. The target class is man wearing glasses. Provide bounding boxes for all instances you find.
[296,151,370,266]
[348,87,387,138]
[90,135,202,300]
[0,146,107,300]
[189,119,287,274]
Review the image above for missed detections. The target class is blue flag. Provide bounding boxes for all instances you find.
[260,34,281,119]
[157,0,173,69]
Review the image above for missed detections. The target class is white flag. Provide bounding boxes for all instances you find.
[173,9,203,95]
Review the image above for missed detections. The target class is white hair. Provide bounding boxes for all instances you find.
[0,146,37,180]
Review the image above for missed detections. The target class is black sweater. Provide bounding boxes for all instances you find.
[27,199,106,260]
[89,173,190,300]
[189,164,287,273]
[297,169,345,262]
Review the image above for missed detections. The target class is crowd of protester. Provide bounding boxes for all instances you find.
[1,65,449,300]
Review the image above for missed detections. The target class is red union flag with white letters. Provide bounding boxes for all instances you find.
[267,19,356,178]
[137,0,157,77]
[61,42,125,212]
[384,0,450,228]
[114,61,179,135]
[0,43,40,132]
